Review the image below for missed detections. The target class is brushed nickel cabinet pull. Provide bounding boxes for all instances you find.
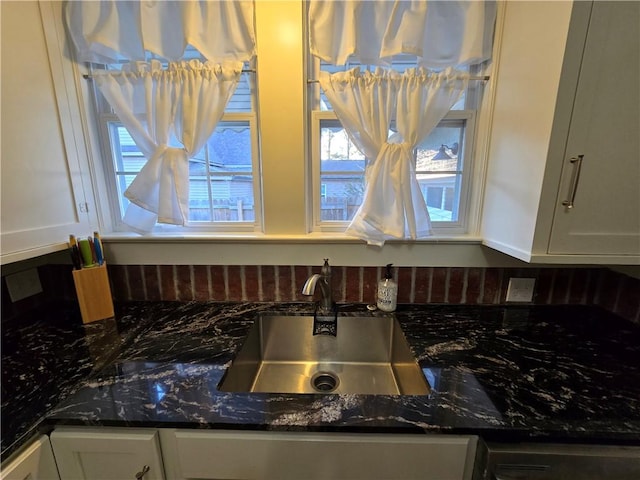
[135,465,150,479]
[561,155,584,209]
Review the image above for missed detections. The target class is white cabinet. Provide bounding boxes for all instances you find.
[48,427,477,480]
[481,1,640,264]
[547,1,639,256]
[1,435,60,480]
[0,1,96,265]
[159,429,478,480]
[50,428,165,480]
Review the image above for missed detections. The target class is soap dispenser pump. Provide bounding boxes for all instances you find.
[376,264,398,312]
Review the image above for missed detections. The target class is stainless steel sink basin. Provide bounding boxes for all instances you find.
[219,314,430,395]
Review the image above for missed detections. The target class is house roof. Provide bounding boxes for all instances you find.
[320,159,366,172]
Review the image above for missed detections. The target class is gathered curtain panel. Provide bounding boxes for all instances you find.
[94,60,243,232]
[309,0,496,68]
[319,67,469,246]
[65,0,256,63]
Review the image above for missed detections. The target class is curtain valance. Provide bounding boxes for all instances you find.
[65,0,256,63]
[309,0,496,68]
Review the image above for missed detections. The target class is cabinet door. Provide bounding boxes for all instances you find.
[0,1,96,265]
[549,1,640,255]
[160,429,477,480]
[50,428,165,480]
[1,435,60,480]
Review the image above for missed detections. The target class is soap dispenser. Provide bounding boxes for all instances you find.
[376,264,398,312]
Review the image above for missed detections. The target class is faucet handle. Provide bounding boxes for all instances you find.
[321,258,331,276]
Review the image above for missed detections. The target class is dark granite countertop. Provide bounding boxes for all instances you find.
[3,302,640,461]
[1,302,149,460]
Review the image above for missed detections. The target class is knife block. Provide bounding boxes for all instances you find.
[72,263,115,324]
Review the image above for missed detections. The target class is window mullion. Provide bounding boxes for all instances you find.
[205,141,214,223]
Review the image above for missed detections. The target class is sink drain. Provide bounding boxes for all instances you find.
[311,371,339,393]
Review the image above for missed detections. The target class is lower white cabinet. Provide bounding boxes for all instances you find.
[50,428,165,480]
[47,427,477,480]
[1,435,60,480]
[159,429,478,480]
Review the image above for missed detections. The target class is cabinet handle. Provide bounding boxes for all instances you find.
[135,465,150,479]
[561,155,584,209]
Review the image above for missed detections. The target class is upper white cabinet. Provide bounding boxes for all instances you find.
[547,1,639,256]
[0,1,96,265]
[481,1,639,264]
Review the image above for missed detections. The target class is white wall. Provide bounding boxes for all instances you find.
[255,1,307,234]
[481,1,574,260]
[2,1,605,269]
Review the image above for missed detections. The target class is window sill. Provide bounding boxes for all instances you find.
[99,232,526,267]
[102,231,483,244]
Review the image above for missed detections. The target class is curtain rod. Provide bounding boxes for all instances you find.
[307,75,490,84]
[83,71,488,81]
[83,68,256,79]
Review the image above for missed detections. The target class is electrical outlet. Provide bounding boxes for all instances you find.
[5,268,43,302]
[506,277,536,303]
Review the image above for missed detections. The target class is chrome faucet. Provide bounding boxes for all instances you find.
[302,258,333,315]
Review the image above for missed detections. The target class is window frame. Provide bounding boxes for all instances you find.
[92,61,263,234]
[307,56,482,236]
[311,110,477,235]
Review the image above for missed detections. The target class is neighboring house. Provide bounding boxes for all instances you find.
[121,128,459,222]
[120,127,256,222]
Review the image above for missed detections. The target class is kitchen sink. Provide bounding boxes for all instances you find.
[219,313,430,395]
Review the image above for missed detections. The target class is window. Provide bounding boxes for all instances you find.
[93,54,261,232]
[415,119,468,223]
[316,118,365,222]
[309,57,483,235]
[73,2,493,241]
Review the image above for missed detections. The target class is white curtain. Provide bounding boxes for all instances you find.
[319,67,469,246]
[309,0,496,68]
[65,0,256,63]
[94,60,243,232]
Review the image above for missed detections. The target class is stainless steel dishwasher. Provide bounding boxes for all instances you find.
[476,441,640,479]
